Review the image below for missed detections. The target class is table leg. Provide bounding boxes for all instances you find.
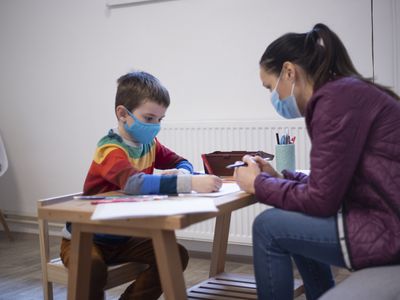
[209,212,231,277]
[68,223,93,300]
[152,230,187,300]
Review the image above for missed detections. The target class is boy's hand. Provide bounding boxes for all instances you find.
[192,175,222,193]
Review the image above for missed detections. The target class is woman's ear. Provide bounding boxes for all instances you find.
[282,61,296,81]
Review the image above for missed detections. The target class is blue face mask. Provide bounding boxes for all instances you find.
[124,109,161,144]
[270,76,302,119]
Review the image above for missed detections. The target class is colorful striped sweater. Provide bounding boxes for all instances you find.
[83,129,193,195]
[65,129,193,244]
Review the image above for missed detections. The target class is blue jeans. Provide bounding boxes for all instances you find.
[252,208,346,300]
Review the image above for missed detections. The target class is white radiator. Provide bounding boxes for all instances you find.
[157,120,311,245]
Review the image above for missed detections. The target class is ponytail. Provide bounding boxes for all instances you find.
[307,24,361,89]
[260,23,400,100]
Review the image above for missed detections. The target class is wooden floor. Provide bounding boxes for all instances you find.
[0,231,350,300]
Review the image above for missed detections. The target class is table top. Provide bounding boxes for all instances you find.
[37,190,256,231]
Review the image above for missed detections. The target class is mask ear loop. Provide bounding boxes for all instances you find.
[290,81,295,96]
[273,71,282,92]
[123,106,131,115]
[284,64,295,96]
[290,79,301,116]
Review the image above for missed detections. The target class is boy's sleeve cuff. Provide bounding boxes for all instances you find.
[177,174,192,193]
[178,168,191,175]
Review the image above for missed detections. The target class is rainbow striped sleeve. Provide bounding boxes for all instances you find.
[83,131,192,195]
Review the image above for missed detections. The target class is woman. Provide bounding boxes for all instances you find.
[235,23,400,300]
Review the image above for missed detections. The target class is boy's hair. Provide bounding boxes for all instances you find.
[115,71,170,112]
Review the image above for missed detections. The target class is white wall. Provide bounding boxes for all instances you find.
[0,0,398,216]
[374,0,400,92]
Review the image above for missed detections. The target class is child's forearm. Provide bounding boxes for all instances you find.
[123,173,192,194]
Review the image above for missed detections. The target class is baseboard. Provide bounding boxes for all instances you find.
[1,213,254,261]
[2,213,64,236]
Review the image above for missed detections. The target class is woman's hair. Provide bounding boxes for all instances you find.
[260,23,399,100]
[115,71,170,112]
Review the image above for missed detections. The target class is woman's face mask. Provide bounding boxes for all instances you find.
[270,74,302,119]
[124,109,161,144]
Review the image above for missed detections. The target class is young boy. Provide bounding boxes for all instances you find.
[60,71,222,300]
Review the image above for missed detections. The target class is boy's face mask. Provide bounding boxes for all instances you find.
[270,74,302,119]
[124,109,160,144]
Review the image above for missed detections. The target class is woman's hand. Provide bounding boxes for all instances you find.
[192,175,223,193]
[253,156,283,178]
[233,155,262,194]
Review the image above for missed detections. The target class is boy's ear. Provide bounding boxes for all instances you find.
[116,105,128,122]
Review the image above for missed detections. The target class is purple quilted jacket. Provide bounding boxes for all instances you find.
[254,77,400,270]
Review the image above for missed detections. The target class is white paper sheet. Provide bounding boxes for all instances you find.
[91,197,218,220]
[179,182,241,197]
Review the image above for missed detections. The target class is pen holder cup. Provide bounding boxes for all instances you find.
[275,144,296,173]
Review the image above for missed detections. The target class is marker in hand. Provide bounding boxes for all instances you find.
[226,157,273,169]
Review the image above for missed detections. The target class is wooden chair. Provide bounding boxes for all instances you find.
[0,133,12,241]
[0,209,13,241]
[38,193,148,300]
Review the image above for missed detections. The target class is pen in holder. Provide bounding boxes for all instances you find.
[275,143,296,173]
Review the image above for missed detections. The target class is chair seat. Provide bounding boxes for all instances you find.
[47,257,148,289]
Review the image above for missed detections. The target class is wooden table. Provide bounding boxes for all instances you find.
[37,190,261,300]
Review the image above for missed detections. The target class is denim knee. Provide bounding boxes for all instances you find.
[253,208,282,243]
